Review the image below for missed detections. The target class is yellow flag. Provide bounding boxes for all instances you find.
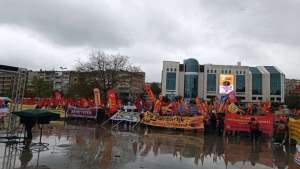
[228,103,239,113]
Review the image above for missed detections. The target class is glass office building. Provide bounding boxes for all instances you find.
[162,59,284,102]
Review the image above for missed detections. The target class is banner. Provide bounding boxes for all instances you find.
[141,112,204,129]
[93,88,101,107]
[22,98,36,105]
[0,108,9,117]
[144,84,155,103]
[66,106,97,119]
[110,109,140,122]
[224,114,273,135]
[288,118,300,144]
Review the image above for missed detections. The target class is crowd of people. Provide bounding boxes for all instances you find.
[138,94,293,144]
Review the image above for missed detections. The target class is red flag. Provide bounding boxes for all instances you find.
[79,98,89,108]
[144,84,156,103]
[52,91,63,106]
[153,100,162,113]
[107,89,118,116]
[135,98,142,112]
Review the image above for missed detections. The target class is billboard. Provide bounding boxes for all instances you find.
[219,74,234,94]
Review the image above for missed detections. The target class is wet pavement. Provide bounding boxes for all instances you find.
[0,121,299,169]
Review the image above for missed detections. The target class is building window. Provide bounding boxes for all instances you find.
[214,70,217,73]
[166,68,169,71]
[179,64,184,72]
[199,65,204,72]
[184,58,199,72]
[236,70,239,74]
[270,74,281,95]
[184,59,199,98]
[184,74,198,98]
[207,70,210,73]
[225,70,227,74]
[221,70,224,74]
[271,97,275,101]
[166,72,176,91]
[252,97,256,100]
[258,97,262,100]
[174,68,176,71]
[277,98,281,101]
[236,75,245,93]
[252,74,262,95]
[229,70,231,74]
[207,74,216,92]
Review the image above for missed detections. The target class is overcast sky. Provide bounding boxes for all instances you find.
[0,0,299,82]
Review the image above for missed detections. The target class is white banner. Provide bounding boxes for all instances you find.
[110,111,140,123]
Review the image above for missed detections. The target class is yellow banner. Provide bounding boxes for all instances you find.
[288,118,300,144]
[141,112,204,129]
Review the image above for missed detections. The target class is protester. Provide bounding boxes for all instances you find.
[249,117,260,143]
[274,119,288,144]
[210,113,217,132]
[204,114,211,134]
[21,117,35,143]
[216,114,224,136]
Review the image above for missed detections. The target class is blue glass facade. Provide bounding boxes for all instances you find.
[265,66,281,95]
[184,75,198,98]
[166,72,176,91]
[207,74,216,92]
[236,75,245,93]
[184,58,198,72]
[184,58,199,98]
[250,67,262,95]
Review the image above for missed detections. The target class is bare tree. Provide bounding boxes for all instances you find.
[76,50,142,99]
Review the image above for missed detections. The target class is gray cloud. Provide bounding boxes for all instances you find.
[0,0,299,81]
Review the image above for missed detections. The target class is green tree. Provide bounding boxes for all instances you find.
[67,74,95,99]
[31,76,53,97]
[150,82,161,97]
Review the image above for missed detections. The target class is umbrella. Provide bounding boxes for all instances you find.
[12,109,60,149]
[13,109,60,124]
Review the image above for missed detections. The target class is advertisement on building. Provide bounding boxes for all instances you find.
[219,74,234,94]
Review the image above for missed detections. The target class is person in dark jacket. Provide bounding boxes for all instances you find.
[249,117,260,143]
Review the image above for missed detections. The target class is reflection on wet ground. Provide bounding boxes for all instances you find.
[0,122,299,169]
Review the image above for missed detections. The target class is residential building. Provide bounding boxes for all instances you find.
[285,79,300,96]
